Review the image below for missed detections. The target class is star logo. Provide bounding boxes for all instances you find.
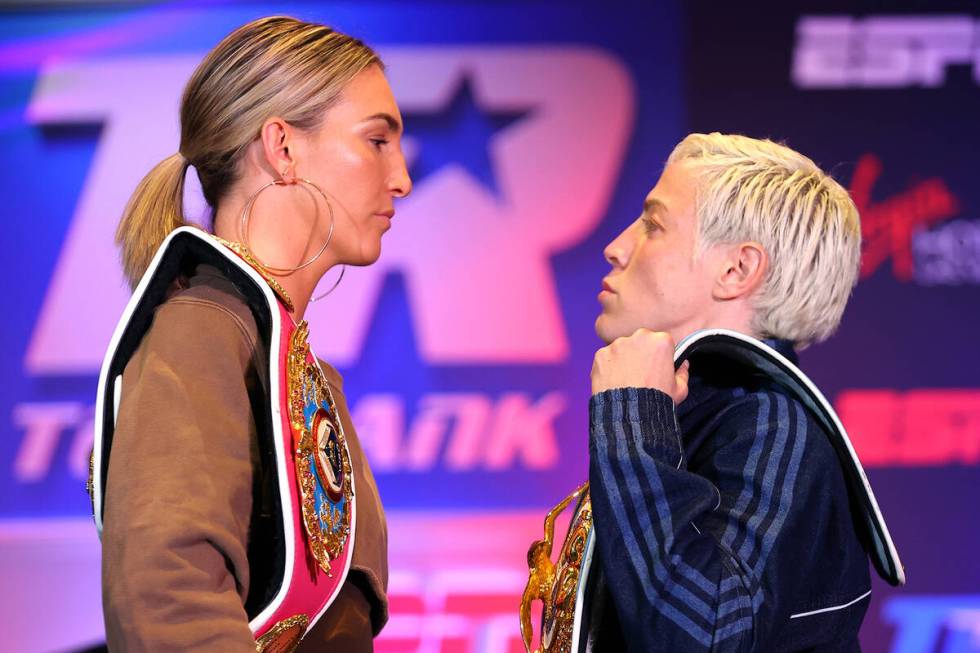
[403,75,531,199]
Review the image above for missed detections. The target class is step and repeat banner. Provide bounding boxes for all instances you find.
[684,3,980,651]
[0,1,976,651]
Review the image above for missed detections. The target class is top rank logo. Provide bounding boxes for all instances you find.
[24,48,635,373]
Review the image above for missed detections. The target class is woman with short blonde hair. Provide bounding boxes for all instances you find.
[667,132,861,347]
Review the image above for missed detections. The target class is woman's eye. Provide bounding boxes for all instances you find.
[643,216,660,233]
[370,138,388,149]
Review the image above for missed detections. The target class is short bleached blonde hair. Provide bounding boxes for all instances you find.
[667,133,861,348]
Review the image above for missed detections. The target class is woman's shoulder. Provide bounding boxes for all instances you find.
[315,357,345,392]
[145,264,261,363]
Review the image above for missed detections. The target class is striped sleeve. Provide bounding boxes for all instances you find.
[588,387,811,652]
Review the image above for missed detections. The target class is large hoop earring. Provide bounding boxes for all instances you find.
[309,264,346,303]
[240,177,335,274]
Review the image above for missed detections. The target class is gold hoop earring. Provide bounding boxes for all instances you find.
[309,264,346,303]
[240,177,335,274]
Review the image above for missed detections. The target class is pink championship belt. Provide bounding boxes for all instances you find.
[88,226,356,653]
[91,228,357,653]
[240,261,358,651]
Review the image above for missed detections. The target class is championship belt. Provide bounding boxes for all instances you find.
[520,482,592,653]
[520,329,906,653]
[90,227,356,652]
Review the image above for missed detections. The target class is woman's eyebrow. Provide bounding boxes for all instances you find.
[363,112,402,134]
[643,197,670,225]
[643,197,668,215]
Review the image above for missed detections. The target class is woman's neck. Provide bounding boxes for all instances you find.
[212,204,332,322]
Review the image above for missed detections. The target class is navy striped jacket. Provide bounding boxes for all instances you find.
[587,341,871,651]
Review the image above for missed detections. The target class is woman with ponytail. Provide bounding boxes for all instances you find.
[95,16,411,652]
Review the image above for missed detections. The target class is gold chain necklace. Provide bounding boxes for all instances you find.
[214,236,295,313]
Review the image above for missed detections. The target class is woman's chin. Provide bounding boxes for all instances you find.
[350,241,383,267]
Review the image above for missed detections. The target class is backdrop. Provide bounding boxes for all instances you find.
[1,1,977,651]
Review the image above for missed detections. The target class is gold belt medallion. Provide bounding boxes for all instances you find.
[521,482,592,653]
[287,321,354,574]
[255,614,309,653]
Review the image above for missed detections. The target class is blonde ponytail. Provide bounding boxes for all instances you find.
[115,153,189,288]
[113,16,380,289]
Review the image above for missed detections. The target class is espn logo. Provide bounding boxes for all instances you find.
[836,390,980,467]
[793,15,980,89]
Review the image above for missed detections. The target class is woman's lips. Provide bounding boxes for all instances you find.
[376,211,394,229]
[598,279,615,301]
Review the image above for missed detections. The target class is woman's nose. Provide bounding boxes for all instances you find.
[389,153,412,198]
[603,228,633,268]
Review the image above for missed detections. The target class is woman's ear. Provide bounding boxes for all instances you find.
[260,117,296,183]
[713,241,768,300]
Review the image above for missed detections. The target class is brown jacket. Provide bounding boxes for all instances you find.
[101,265,388,652]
